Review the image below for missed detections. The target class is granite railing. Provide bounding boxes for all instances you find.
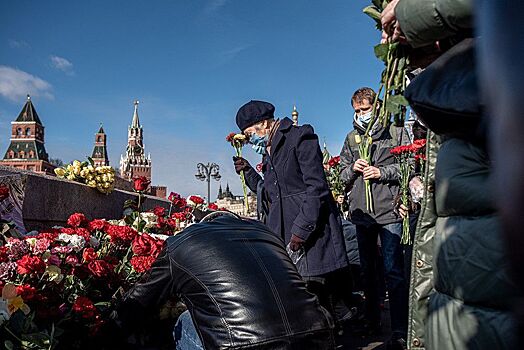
[0,165,170,233]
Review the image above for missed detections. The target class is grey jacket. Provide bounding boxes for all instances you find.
[340,121,409,227]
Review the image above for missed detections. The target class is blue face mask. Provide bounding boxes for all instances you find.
[250,133,268,155]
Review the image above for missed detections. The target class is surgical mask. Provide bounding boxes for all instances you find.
[250,133,268,155]
[356,111,373,125]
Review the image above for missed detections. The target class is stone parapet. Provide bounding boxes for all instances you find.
[0,165,170,233]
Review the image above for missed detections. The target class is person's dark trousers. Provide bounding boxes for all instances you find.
[356,223,408,339]
[305,267,353,334]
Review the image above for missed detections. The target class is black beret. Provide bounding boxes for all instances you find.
[236,100,275,131]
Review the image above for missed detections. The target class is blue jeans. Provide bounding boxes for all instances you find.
[356,222,408,338]
[173,311,204,350]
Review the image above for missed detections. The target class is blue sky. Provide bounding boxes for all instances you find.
[0,0,383,200]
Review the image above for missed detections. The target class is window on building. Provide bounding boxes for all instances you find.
[17,128,22,136]
[97,136,102,142]
[25,128,31,136]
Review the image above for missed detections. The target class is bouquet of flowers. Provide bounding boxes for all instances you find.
[355,134,375,213]
[226,132,249,215]
[54,159,115,195]
[324,156,345,198]
[0,212,165,349]
[390,139,426,244]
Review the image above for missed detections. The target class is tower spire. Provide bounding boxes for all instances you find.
[292,105,299,125]
[132,100,140,128]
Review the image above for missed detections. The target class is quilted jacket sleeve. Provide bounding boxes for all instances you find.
[395,0,473,48]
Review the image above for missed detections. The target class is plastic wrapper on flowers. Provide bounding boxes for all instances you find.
[0,212,168,349]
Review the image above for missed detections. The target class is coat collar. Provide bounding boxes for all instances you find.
[270,117,294,154]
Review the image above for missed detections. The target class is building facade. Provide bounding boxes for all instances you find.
[0,95,55,174]
[119,100,152,181]
[91,125,109,167]
[215,183,257,217]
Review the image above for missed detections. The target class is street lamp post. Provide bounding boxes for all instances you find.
[195,162,221,204]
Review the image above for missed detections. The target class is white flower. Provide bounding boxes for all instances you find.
[67,234,86,252]
[58,233,71,242]
[140,212,158,229]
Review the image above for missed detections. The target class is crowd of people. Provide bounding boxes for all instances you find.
[111,0,523,349]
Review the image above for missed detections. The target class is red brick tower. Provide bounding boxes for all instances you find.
[0,95,54,174]
[119,100,151,181]
[91,124,109,167]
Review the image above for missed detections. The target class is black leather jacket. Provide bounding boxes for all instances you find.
[118,215,334,349]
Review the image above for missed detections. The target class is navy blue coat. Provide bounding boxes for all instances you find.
[244,118,348,277]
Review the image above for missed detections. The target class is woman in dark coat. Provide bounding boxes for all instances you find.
[232,100,349,318]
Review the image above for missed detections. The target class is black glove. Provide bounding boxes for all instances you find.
[289,234,305,252]
[233,156,252,175]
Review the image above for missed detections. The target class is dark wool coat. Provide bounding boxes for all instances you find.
[244,118,348,277]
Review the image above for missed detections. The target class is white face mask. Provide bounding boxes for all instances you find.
[354,111,373,127]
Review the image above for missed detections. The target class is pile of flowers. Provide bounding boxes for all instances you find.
[0,212,164,348]
[324,156,345,198]
[390,139,427,244]
[54,158,115,194]
[0,191,217,349]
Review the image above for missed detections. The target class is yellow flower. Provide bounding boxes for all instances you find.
[67,173,76,180]
[73,160,81,167]
[367,136,373,145]
[233,134,246,141]
[354,134,362,145]
[2,283,30,316]
[87,181,97,188]
[54,168,66,177]
[45,266,64,284]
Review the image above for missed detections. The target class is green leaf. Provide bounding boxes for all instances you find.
[87,157,95,166]
[363,6,381,21]
[385,99,402,115]
[374,43,389,62]
[388,94,409,106]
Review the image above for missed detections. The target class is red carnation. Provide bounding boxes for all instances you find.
[208,203,218,210]
[88,259,114,278]
[72,296,97,320]
[168,192,187,209]
[82,248,97,262]
[189,195,204,205]
[60,227,76,235]
[16,285,37,302]
[75,227,91,241]
[88,219,107,232]
[133,176,151,192]
[256,163,264,173]
[130,255,156,273]
[0,185,9,201]
[65,255,80,266]
[132,233,161,256]
[67,213,88,228]
[17,255,46,275]
[0,246,8,263]
[152,206,166,217]
[172,211,187,222]
[328,156,341,168]
[225,132,236,143]
[106,225,138,245]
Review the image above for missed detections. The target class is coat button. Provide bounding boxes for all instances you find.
[416,260,424,268]
[413,338,421,347]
